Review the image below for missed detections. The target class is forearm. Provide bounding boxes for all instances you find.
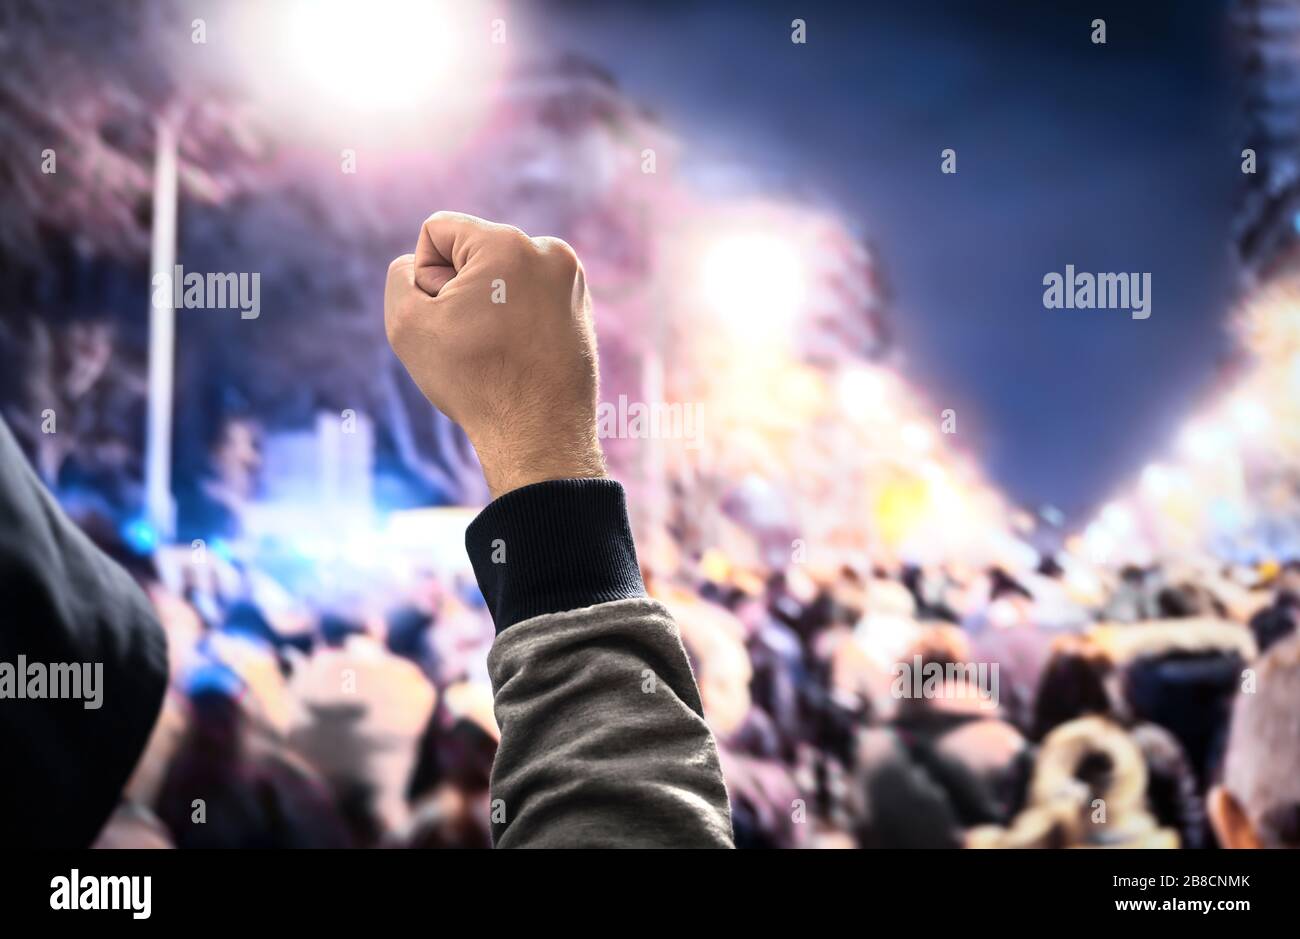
[466,479,733,848]
[389,214,731,846]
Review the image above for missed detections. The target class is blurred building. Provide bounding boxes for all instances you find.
[1235,0,1300,284]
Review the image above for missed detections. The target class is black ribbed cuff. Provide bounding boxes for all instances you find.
[465,478,647,633]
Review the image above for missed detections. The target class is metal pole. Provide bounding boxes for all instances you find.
[145,116,178,541]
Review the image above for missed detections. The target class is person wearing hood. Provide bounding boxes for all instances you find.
[0,415,169,847]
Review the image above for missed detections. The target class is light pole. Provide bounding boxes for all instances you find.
[141,1,501,543]
[144,113,178,541]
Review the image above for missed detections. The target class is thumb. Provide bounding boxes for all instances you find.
[414,263,455,298]
[413,210,492,297]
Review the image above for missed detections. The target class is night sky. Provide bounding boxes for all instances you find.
[527,0,1241,523]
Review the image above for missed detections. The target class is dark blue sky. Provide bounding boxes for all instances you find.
[528,0,1241,521]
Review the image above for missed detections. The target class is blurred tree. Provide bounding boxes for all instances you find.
[0,0,259,496]
[0,0,260,264]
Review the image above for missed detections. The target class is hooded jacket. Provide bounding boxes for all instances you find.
[0,417,168,847]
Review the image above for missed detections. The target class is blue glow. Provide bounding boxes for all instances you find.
[121,517,158,554]
[185,659,246,700]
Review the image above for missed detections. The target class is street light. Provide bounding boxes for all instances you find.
[144,113,180,540]
[700,232,807,337]
[281,0,468,113]
[144,0,499,542]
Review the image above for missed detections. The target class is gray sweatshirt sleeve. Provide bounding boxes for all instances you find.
[466,479,733,848]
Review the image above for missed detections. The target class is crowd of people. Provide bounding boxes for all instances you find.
[634,548,1299,849]
[83,505,1300,849]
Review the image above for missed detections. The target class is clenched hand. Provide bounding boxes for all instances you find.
[384,211,607,499]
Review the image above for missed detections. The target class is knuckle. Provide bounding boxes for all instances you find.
[500,224,532,247]
[421,210,478,243]
[487,225,533,261]
[531,235,580,271]
[423,210,459,227]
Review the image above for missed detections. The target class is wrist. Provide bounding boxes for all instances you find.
[464,477,646,632]
[473,433,607,500]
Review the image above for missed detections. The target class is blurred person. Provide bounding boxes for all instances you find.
[91,802,175,850]
[383,570,447,678]
[1195,565,1271,624]
[718,748,805,849]
[1031,634,1211,848]
[734,594,807,754]
[1207,633,1300,849]
[1157,581,1228,620]
[119,689,190,812]
[157,674,351,849]
[0,315,143,502]
[1030,635,1116,742]
[1018,565,1092,633]
[960,567,1034,637]
[901,564,959,623]
[1103,565,1158,623]
[384,212,731,847]
[971,613,1057,730]
[841,577,925,717]
[175,413,263,543]
[852,626,1029,848]
[766,565,837,648]
[669,597,754,737]
[670,589,789,765]
[0,416,167,847]
[425,585,497,687]
[968,716,1178,848]
[410,693,498,798]
[1248,590,1298,654]
[1276,560,1300,597]
[1130,722,1207,850]
[147,583,208,679]
[402,684,498,849]
[1109,619,1254,790]
[385,603,435,664]
[197,609,301,740]
[288,614,437,842]
[399,782,493,850]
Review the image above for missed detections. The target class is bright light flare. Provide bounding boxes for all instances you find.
[1228,395,1270,436]
[1083,522,1115,564]
[1140,463,1170,498]
[283,0,465,113]
[902,422,935,454]
[838,367,892,412]
[1100,501,1134,534]
[1179,421,1230,462]
[700,233,808,336]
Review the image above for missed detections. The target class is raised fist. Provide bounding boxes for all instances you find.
[384,211,606,499]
